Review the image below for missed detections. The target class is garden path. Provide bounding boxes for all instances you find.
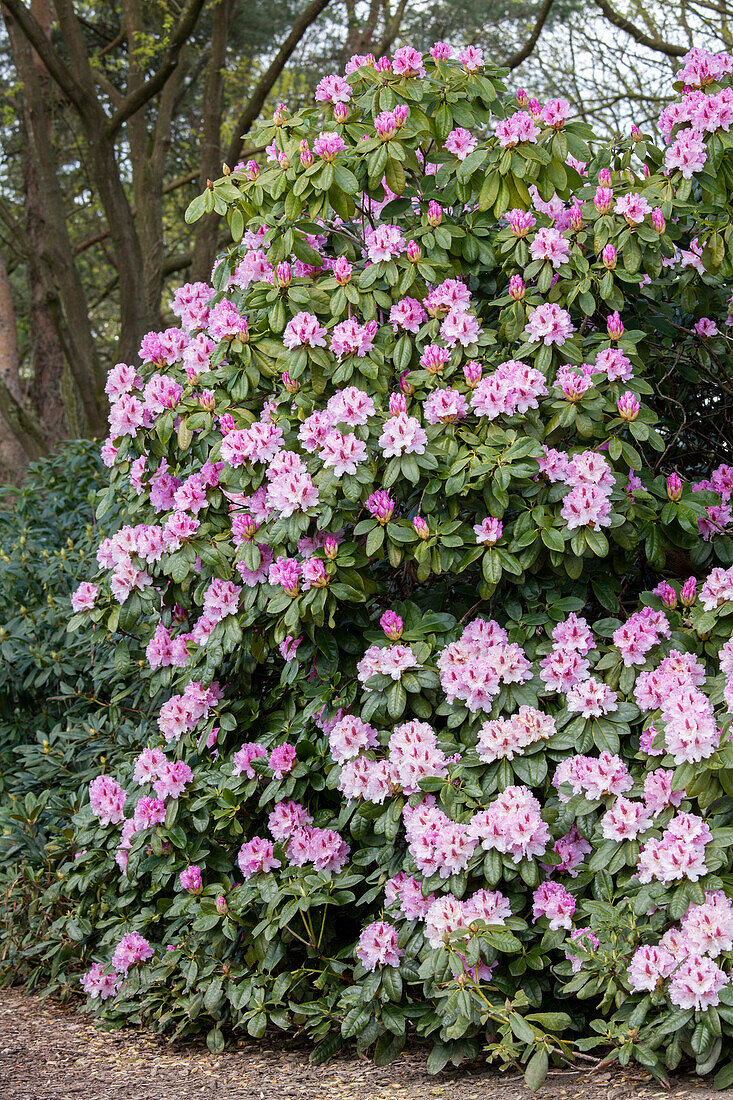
[0,989,718,1100]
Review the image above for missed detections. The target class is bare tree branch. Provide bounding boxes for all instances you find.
[589,0,687,57]
[226,0,334,167]
[502,0,556,70]
[105,0,208,136]
[0,0,87,112]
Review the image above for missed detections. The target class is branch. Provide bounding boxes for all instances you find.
[0,0,87,111]
[589,0,687,56]
[502,0,556,70]
[227,0,334,166]
[105,0,208,136]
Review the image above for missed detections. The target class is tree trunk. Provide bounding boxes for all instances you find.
[190,0,233,284]
[3,2,107,436]
[0,253,43,478]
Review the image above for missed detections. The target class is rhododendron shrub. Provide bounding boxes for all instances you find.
[65,45,733,1088]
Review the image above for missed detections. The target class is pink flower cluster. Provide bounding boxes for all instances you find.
[437,619,531,712]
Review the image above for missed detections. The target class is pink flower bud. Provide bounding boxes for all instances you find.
[389,392,407,415]
[463,362,482,388]
[366,490,395,524]
[631,125,642,141]
[186,366,199,385]
[594,186,613,213]
[652,208,665,233]
[680,577,697,607]
[273,103,287,125]
[667,472,683,502]
[516,88,529,107]
[380,609,404,640]
[528,98,541,118]
[420,345,450,374]
[276,262,292,287]
[427,200,442,226]
[219,413,235,435]
[569,206,584,231]
[617,391,640,421]
[282,371,300,394]
[407,240,422,262]
[413,515,429,539]
[602,244,617,270]
[199,388,215,411]
[509,274,526,300]
[334,102,348,123]
[598,168,612,186]
[394,104,409,126]
[656,582,677,609]
[399,371,415,396]
[333,256,353,284]
[245,160,260,180]
[179,865,203,894]
[278,152,290,169]
[300,141,313,168]
[324,536,339,560]
[607,311,624,340]
[216,896,228,915]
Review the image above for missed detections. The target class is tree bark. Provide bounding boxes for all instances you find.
[190,0,233,284]
[0,253,44,475]
[2,1,106,436]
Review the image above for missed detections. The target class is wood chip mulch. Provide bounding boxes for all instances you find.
[0,987,719,1100]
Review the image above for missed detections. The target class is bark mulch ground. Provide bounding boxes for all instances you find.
[0,987,720,1100]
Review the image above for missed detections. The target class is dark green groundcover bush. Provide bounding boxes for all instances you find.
[0,443,157,992]
[9,39,733,1094]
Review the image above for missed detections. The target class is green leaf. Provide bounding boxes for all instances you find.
[524,1049,549,1092]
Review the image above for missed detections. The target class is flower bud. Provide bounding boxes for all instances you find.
[413,515,429,539]
[399,370,415,396]
[389,392,407,415]
[407,240,422,262]
[186,366,199,385]
[598,168,612,186]
[282,371,300,394]
[216,896,228,915]
[332,256,352,284]
[680,577,697,607]
[427,200,443,227]
[245,160,260,181]
[394,104,409,127]
[666,472,683,502]
[607,311,624,340]
[300,140,313,168]
[324,536,339,560]
[509,274,526,300]
[273,102,287,125]
[463,362,482,388]
[276,261,292,287]
[656,582,677,610]
[199,388,215,411]
[631,124,642,142]
[278,152,290,170]
[617,391,640,421]
[602,244,617,270]
[516,87,529,107]
[594,186,613,214]
[569,206,583,231]
[380,609,404,640]
[334,102,348,123]
[652,207,665,233]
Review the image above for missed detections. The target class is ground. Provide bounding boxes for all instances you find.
[0,988,721,1100]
